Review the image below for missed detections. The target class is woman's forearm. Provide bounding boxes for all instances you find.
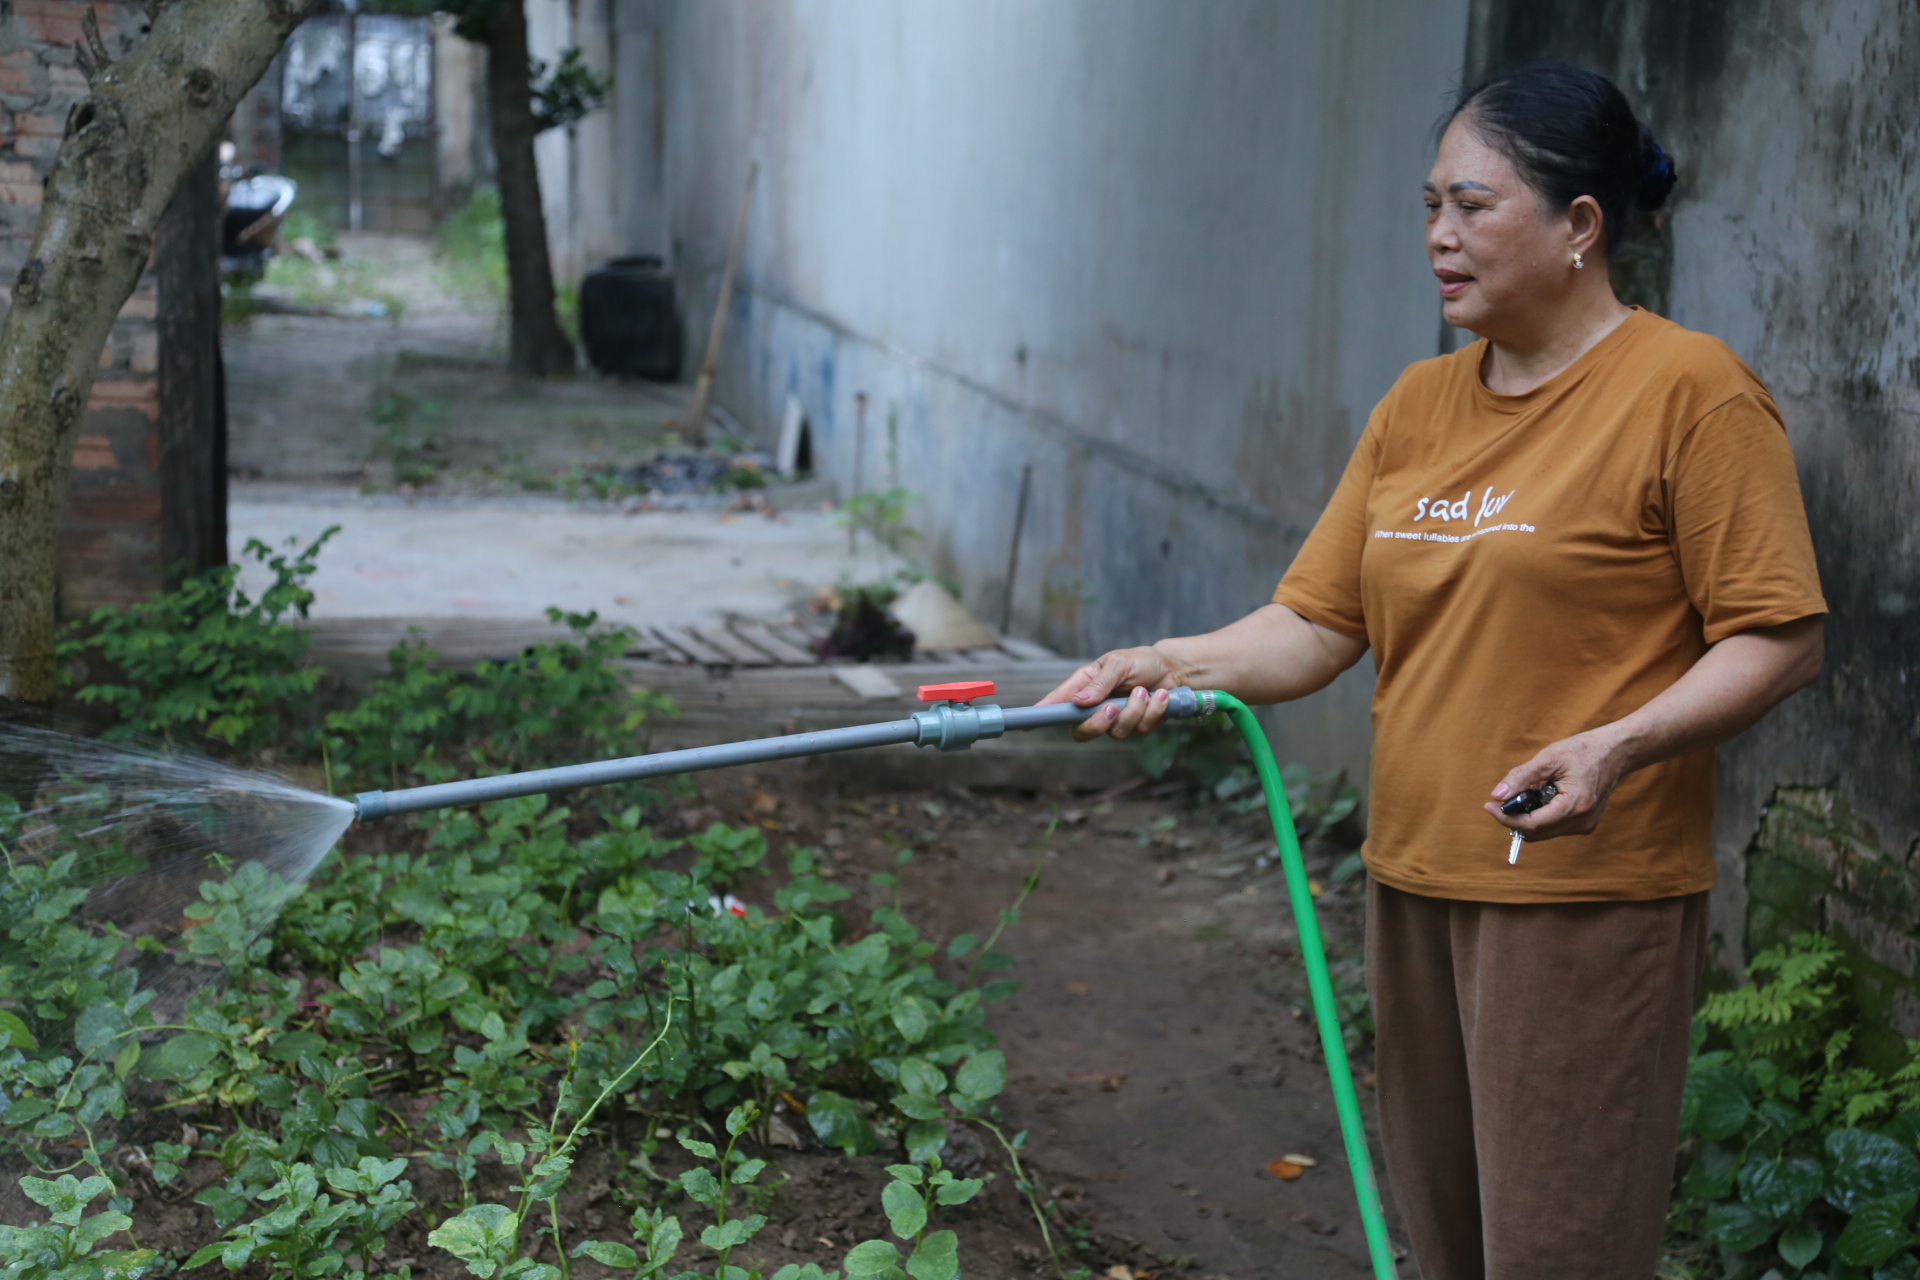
[1154,603,1368,704]
[1038,603,1368,740]
[1594,614,1825,775]
[1491,613,1824,840]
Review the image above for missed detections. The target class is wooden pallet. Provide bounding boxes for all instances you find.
[632,617,1059,672]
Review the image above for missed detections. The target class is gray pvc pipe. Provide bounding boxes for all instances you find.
[354,688,1208,821]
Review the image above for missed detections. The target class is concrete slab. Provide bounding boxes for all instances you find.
[229,485,908,629]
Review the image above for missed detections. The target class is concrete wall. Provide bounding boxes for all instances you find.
[1465,0,1920,1004]
[645,0,1473,782]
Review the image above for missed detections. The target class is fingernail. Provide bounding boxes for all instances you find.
[1106,705,1119,720]
[1132,686,1147,702]
[1492,783,1510,799]
[1154,689,1169,703]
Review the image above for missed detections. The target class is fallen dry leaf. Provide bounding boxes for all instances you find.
[748,790,779,813]
[1267,1159,1305,1180]
[1065,980,1091,996]
[766,1112,805,1148]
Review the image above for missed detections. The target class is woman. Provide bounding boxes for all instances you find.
[1043,62,1826,1279]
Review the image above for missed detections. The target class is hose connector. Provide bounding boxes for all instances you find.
[353,791,388,823]
[1164,686,1211,720]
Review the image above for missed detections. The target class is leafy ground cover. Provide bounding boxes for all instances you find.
[4,539,1145,1280]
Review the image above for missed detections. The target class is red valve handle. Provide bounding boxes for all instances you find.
[917,680,996,704]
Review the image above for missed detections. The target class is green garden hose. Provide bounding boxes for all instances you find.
[1213,692,1397,1279]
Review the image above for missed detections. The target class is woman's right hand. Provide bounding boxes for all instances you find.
[1036,605,1365,745]
[1038,646,1186,742]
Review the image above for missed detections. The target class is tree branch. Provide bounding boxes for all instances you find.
[77,9,114,84]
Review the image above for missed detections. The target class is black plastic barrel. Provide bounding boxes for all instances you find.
[579,255,682,380]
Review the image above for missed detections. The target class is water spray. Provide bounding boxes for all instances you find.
[350,680,1399,1277]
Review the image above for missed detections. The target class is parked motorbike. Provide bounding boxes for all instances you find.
[222,172,297,282]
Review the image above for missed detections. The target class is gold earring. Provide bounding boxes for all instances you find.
[1572,249,1585,270]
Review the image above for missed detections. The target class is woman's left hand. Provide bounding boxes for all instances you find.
[1486,729,1629,841]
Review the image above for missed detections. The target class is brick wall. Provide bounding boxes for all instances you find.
[0,1,224,618]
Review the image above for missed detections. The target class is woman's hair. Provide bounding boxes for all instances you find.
[1443,60,1677,253]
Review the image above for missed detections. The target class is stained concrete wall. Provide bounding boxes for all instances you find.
[1465,0,1920,1002]
[644,0,1473,782]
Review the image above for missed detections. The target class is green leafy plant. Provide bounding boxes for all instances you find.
[840,1132,981,1280]
[187,1158,415,1280]
[839,489,919,554]
[430,1019,672,1280]
[321,609,675,795]
[58,530,337,752]
[14,553,1055,1275]
[530,49,610,133]
[1668,933,1920,1277]
[0,1174,156,1280]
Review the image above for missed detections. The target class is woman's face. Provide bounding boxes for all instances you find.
[1424,116,1595,340]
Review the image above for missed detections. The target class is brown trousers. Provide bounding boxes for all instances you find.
[1365,878,1708,1280]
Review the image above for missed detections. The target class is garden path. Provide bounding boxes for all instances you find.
[223,233,898,631]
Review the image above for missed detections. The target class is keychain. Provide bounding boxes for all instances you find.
[1501,782,1557,864]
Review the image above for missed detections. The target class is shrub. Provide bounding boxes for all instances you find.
[1668,933,1920,1278]
[321,609,675,798]
[58,531,336,754]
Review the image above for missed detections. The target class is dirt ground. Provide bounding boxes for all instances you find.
[674,759,1395,1279]
[224,235,690,494]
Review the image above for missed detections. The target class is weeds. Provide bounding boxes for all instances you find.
[437,187,507,302]
[58,531,337,754]
[1665,933,1920,1277]
[372,391,450,487]
[839,489,918,556]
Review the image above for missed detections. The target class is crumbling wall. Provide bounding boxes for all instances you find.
[0,1,224,614]
[1465,0,1920,1010]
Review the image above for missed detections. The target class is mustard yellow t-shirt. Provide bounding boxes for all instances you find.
[1273,309,1825,902]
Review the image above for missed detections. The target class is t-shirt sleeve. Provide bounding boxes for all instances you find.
[1667,391,1827,643]
[1270,406,1383,642]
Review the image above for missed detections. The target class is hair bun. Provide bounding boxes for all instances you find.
[1637,137,1677,211]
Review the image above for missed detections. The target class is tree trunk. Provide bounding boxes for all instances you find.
[484,0,576,379]
[0,0,313,710]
